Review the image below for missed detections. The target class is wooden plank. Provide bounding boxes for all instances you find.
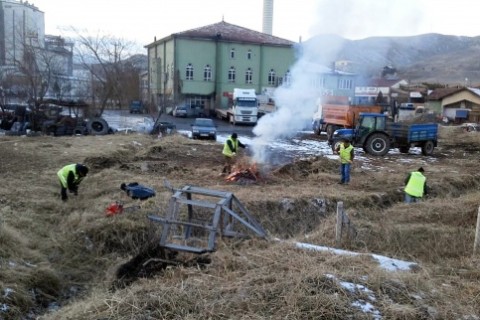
[474,206,480,255]
[222,205,267,238]
[335,202,343,247]
[181,186,233,198]
[148,215,214,230]
[232,195,267,234]
[172,197,218,209]
[164,243,209,254]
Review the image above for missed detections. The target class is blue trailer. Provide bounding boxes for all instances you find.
[332,113,438,156]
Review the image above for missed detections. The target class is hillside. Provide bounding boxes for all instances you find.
[0,130,480,319]
[304,33,480,84]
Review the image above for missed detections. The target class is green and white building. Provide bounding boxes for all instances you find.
[145,21,295,115]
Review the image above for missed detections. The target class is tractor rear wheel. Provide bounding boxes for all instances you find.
[421,140,435,156]
[365,133,390,156]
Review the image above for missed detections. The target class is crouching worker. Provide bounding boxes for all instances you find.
[57,164,89,201]
[222,132,246,175]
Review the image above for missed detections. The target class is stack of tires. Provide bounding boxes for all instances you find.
[86,117,110,135]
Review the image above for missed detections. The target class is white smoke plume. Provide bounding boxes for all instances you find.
[251,58,324,164]
[250,0,426,164]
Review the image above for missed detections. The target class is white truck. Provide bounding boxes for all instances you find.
[216,88,259,125]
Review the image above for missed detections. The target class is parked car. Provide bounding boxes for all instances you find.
[173,105,189,117]
[129,100,145,114]
[191,118,217,140]
[150,121,176,135]
[173,104,206,118]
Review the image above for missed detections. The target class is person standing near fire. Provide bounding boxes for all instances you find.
[334,138,354,184]
[222,132,246,175]
[57,163,89,201]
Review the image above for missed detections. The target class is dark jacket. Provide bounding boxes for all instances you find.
[226,138,246,153]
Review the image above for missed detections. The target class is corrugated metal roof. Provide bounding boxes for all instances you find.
[172,21,295,46]
[467,87,480,97]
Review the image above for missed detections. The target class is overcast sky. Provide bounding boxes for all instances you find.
[34,0,480,49]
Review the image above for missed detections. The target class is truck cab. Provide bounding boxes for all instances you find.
[229,88,258,125]
[129,100,145,114]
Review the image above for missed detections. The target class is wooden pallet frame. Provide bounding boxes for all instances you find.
[148,184,267,254]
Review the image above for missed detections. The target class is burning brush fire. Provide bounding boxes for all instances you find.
[225,159,262,183]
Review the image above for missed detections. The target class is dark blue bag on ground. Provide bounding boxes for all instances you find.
[120,182,156,200]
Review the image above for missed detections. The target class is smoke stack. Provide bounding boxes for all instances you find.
[262,0,273,35]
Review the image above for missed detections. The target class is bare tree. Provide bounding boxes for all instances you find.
[71,29,142,116]
[2,27,70,129]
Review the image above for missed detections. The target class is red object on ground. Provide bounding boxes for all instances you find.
[105,202,124,216]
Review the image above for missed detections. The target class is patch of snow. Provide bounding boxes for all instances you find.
[295,242,417,272]
[352,300,382,319]
[131,141,142,147]
[371,253,417,272]
[3,288,13,298]
[325,273,381,319]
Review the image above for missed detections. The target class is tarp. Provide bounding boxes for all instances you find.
[455,109,469,119]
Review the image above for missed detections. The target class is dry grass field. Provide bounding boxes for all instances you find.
[0,126,479,319]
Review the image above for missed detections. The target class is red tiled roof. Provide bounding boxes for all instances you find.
[173,21,295,47]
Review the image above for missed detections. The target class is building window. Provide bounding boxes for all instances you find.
[247,50,252,60]
[171,64,174,79]
[284,70,291,86]
[186,63,193,80]
[313,76,325,89]
[338,78,353,89]
[204,65,212,81]
[245,68,253,84]
[268,69,276,85]
[228,66,236,83]
[230,48,235,59]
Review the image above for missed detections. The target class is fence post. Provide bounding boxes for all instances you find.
[474,206,480,255]
[336,201,344,247]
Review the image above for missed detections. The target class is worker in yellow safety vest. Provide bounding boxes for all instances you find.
[57,164,89,201]
[334,138,354,185]
[404,167,428,203]
[222,132,246,174]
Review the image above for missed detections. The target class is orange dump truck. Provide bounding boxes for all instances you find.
[312,99,382,140]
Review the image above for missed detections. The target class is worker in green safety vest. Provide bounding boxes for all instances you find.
[334,138,354,185]
[57,164,89,201]
[222,132,246,175]
[404,167,428,203]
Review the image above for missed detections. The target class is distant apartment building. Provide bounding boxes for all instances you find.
[0,0,45,66]
[0,0,77,102]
